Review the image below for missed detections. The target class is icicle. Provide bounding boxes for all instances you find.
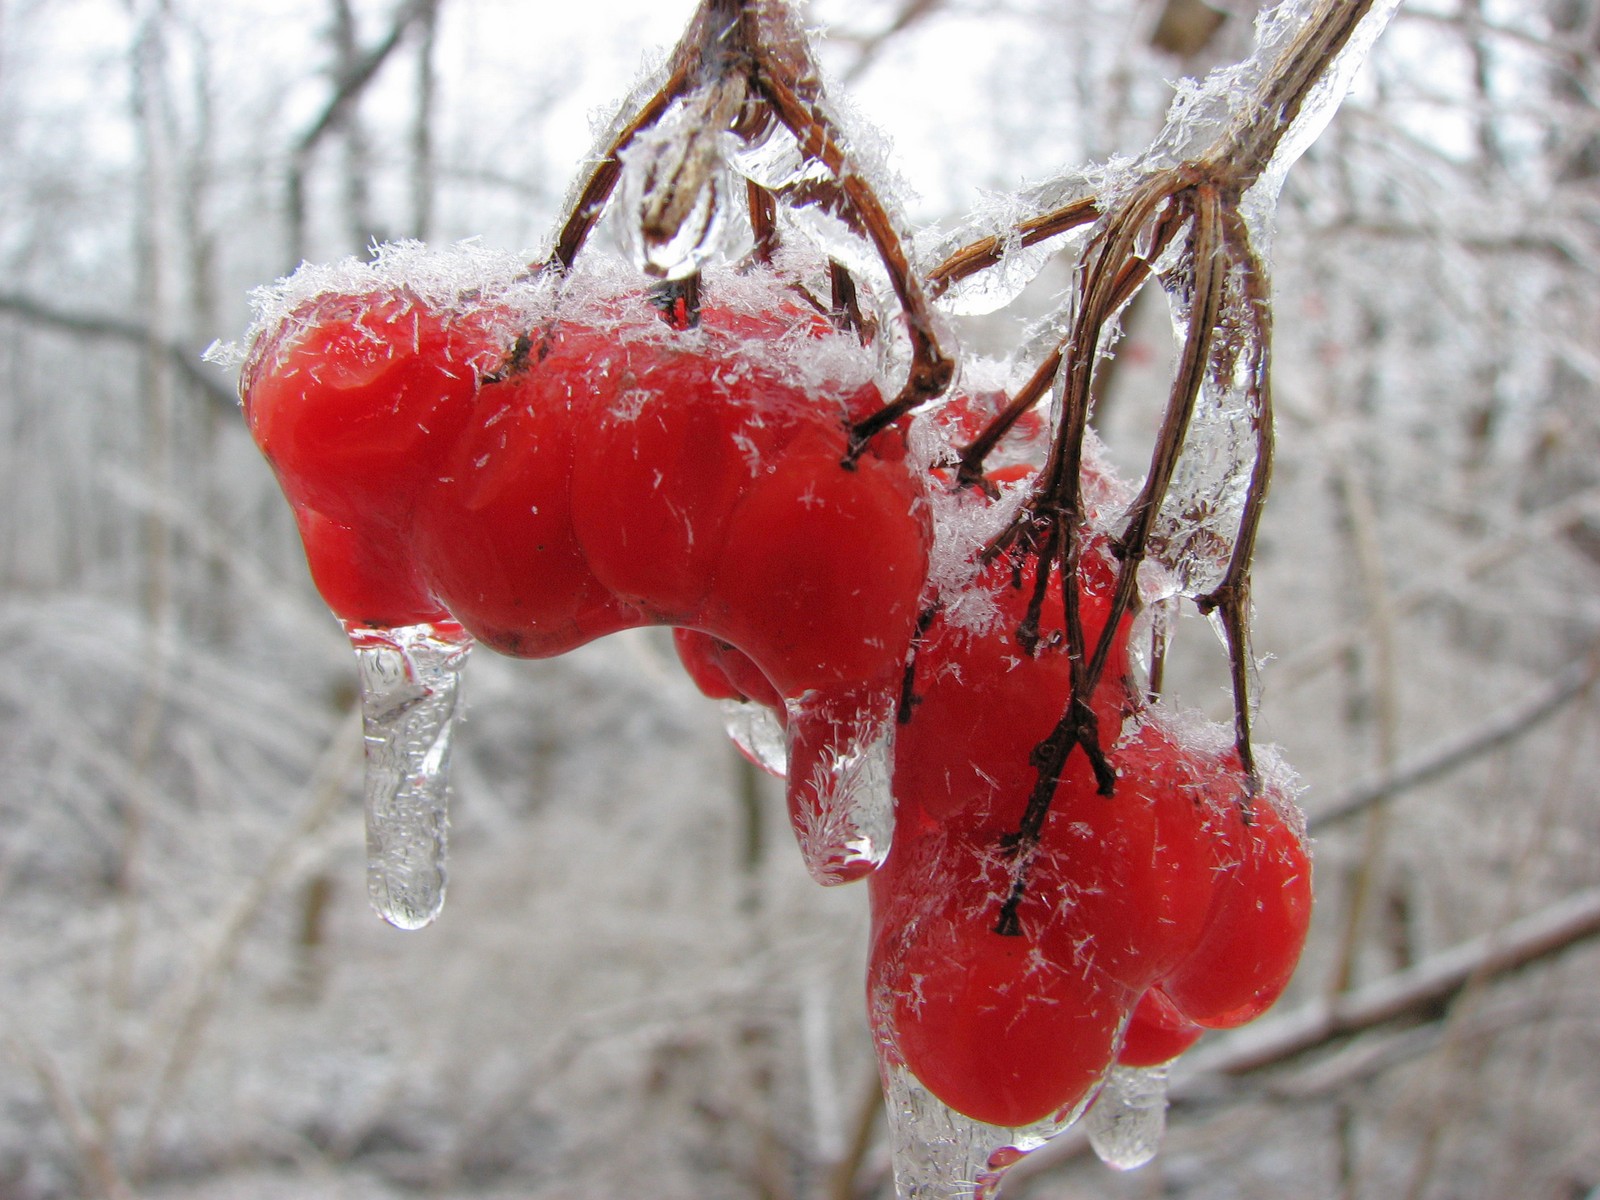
[1085,1064,1171,1171]
[345,620,473,930]
[785,690,896,885]
[719,698,788,778]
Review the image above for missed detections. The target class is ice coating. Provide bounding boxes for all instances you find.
[1085,1064,1171,1171]
[347,620,473,930]
[881,1060,1097,1199]
[1137,0,1400,601]
[1143,0,1399,183]
[617,97,737,280]
[730,121,815,191]
[1149,258,1264,598]
[919,171,1104,317]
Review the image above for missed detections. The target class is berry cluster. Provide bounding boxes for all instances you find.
[240,258,1311,1137]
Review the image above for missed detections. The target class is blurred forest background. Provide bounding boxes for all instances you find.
[2,0,1599,1198]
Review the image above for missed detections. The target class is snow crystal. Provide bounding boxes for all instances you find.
[211,240,556,380]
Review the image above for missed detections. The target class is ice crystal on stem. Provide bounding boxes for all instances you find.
[347,620,473,930]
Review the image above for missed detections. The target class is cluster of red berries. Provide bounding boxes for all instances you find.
[240,258,1310,1134]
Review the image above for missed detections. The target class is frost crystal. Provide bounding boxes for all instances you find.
[217,239,554,377]
[347,620,473,930]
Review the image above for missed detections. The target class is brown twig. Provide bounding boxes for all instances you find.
[540,0,953,447]
[927,198,1101,299]
[933,0,1393,924]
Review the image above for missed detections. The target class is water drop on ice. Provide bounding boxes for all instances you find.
[720,698,788,777]
[1086,1064,1170,1171]
[639,173,729,281]
[346,620,472,930]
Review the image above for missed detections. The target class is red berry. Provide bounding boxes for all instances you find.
[290,506,446,628]
[1117,986,1203,1068]
[870,829,1134,1129]
[242,288,491,525]
[1160,782,1312,1028]
[706,419,926,696]
[241,288,499,626]
[671,628,785,710]
[894,550,1133,827]
[412,362,641,658]
[1038,720,1229,991]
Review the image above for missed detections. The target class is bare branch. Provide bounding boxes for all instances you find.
[1309,650,1600,831]
[286,0,442,259]
[0,290,237,412]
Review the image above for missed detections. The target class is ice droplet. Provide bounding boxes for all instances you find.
[730,121,815,191]
[720,698,788,777]
[346,620,473,930]
[1085,1064,1171,1171]
[785,691,896,885]
[639,172,730,281]
[616,99,735,282]
[879,1061,1097,1199]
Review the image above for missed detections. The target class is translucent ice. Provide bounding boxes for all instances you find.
[880,1060,1098,1199]
[730,121,816,192]
[785,690,896,885]
[346,620,473,930]
[617,95,737,281]
[720,698,788,778]
[1085,1064,1171,1171]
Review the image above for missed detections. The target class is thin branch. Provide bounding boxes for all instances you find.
[1275,485,1600,689]
[0,290,237,412]
[286,0,441,259]
[1195,885,1600,1077]
[132,704,363,1169]
[1309,649,1600,831]
[825,1072,885,1200]
[839,0,947,84]
[292,0,439,156]
[927,198,1100,299]
[2,1032,136,1200]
